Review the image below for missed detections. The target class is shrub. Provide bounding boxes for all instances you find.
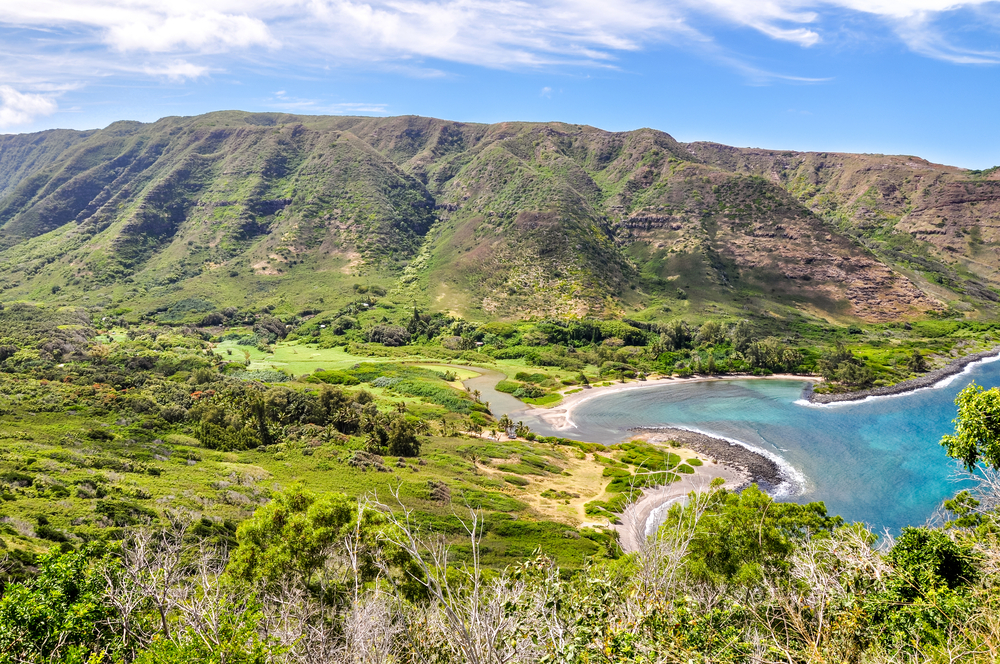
[494,380,520,393]
[95,498,156,526]
[307,370,360,385]
[366,325,411,347]
[159,404,188,423]
[386,417,421,457]
[512,386,546,399]
[84,428,115,441]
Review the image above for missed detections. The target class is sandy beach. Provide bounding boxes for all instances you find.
[611,427,799,552]
[614,449,746,552]
[518,353,1000,551]
[533,373,818,430]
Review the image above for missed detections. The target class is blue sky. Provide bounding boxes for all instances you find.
[2,1,1000,168]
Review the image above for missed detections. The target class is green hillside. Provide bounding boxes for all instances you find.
[3,111,998,325]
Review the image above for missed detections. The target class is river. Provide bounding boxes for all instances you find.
[510,358,1000,531]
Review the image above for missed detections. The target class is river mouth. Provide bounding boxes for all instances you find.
[515,360,1000,531]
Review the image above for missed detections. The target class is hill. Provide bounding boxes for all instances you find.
[0,111,996,324]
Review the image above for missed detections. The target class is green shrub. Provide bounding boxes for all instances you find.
[307,370,360,385]
[620,443,680,471]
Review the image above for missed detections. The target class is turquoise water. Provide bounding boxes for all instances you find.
[520,359,1000,531]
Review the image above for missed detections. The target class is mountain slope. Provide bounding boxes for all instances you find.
[687,143,1000,308]
[0,112,989,323]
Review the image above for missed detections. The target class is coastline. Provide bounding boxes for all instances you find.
[523,345,1000,418]
[532,373,818,430]
[612,428,794,552]
[630,427,788,491]
[615,454,746,553]
[806,346,1000,405]
[516,348,1000,550]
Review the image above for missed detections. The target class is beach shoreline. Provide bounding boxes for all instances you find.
[525,345,1000,421]
[614,456,746,553]
[531,373,818,430]
[515,348,1000,551]
[612,427,797,551]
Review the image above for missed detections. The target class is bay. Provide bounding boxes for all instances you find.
[519,358,1000,531]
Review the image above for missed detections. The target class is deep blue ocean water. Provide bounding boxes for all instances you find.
[520,358,1000,531]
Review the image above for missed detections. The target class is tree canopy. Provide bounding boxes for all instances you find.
[940,382,1000,471]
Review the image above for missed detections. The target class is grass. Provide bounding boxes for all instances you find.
[0,401,617,568]
[213,340,402,376]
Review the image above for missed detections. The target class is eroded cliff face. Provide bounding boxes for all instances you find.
[609,164,940,322]
[686,142,1000,302]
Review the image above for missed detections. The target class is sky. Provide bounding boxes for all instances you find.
[1,1,1000,169]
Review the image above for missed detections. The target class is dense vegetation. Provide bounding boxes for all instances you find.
[2,476,998,663]
[1,112,998,328]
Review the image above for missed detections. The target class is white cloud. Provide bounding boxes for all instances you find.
[687,0,1000,61]
[106,12,276,53]
[0,86,57,128]
[0,3,278,53]
[298,0,695,68]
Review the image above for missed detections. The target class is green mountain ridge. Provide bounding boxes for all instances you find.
[0,111,996,323]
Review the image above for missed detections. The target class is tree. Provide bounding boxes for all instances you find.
[0,548,127,662]
[661,320,690,351]
[387,416,422,457]
[695,320,725,346]
[836,361,874,387]
[941,382,1000,471]
[661,485,842,588]
[225,485,414,604]
[869,527,979,644]
[497,414,513,436]
[365,324,411,347]
[730,319,754,354]
[907,349,928,373]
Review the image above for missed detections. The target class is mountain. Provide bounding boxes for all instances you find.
[0,111,994,323]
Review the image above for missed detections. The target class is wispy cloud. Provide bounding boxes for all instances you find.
[0,0,999,99]
[268,91,388,113]
[142,60,211,81]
